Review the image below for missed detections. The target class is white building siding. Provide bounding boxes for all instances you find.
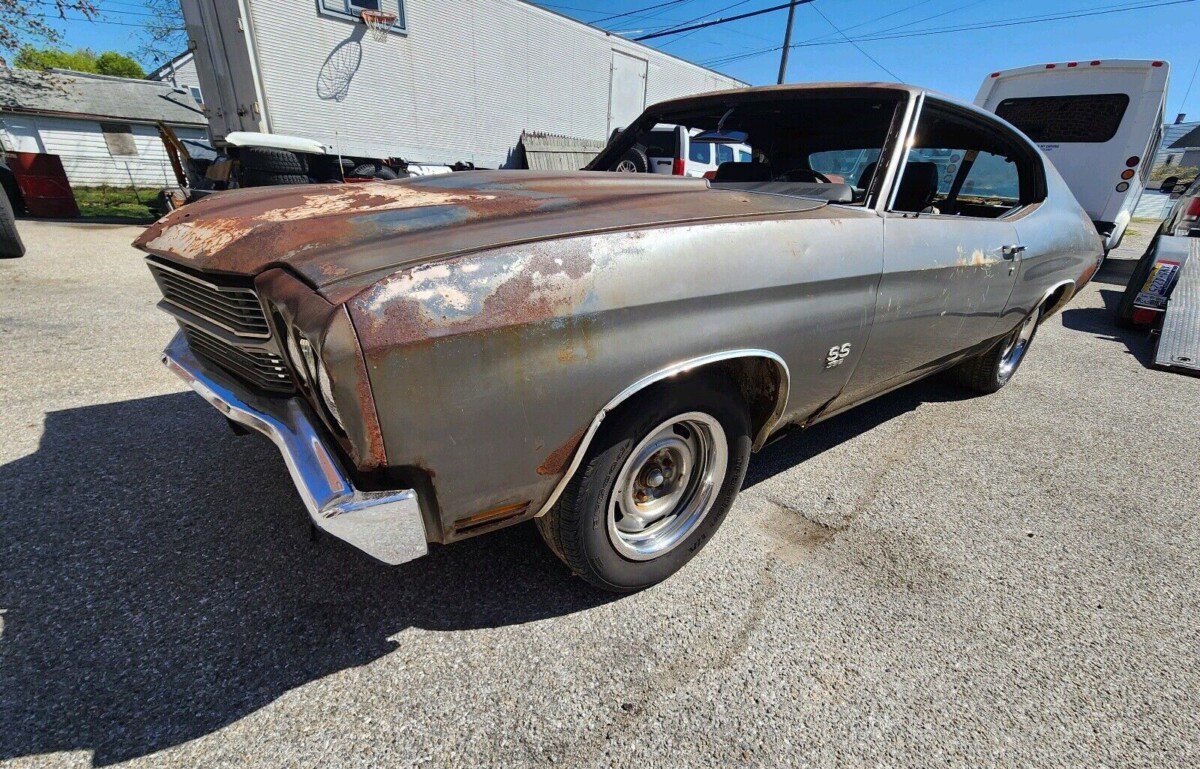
[0,114,206,186]
[152,52,204,104]
[230,0,742,168]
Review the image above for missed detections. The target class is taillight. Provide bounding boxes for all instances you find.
[672,157,685,176]
[1174,198,1200,235]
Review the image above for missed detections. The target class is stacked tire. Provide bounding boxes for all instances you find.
[239,147,309,187]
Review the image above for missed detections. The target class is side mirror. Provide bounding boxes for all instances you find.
[1159,175,1179,193]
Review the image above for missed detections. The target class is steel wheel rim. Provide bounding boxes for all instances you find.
[999,307,1040,380]
[614,159,639,173]
[607,412,728,561]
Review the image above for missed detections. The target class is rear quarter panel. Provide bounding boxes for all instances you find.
[347,208,883,540]
[1006,163,1104,326]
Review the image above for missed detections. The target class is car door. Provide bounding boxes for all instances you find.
[838,98,1025,404]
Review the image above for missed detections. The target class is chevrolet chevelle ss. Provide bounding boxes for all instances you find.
[136,84,1102,591]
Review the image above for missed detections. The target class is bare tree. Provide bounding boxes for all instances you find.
[137,0,188,68]
[0,0,98,65]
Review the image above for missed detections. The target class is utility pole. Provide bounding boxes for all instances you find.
[776,0,797,84]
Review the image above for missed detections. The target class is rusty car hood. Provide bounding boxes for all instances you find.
[134,171,829,300]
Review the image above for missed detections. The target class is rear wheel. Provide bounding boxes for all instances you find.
[950,306,1041,393]
[536,379,750,591]
[613,147,649,173]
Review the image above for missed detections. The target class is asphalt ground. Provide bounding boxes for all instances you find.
[2,218,1198,768]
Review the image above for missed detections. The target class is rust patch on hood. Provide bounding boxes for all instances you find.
[351,236,602,351]
[132,171,829,299]
[135,182,498,269]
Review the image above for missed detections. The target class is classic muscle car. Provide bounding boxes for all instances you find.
[136,84,1102,591]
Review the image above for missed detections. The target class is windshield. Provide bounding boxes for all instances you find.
[590,91,904,204]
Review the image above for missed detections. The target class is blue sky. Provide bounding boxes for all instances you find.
[32,0,1200,118]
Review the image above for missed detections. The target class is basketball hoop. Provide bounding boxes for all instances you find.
[360,9,397,42]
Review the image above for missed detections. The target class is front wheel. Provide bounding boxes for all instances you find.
[536,379,751,591]
[950,305,1041,393]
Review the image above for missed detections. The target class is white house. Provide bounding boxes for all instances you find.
[180,0,747,168]
[0,68,208,187]
[147,50,204,107]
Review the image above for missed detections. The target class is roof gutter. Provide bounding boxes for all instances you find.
[0,105,207,128]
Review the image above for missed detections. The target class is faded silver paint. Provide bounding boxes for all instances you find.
[136,83,1104,561]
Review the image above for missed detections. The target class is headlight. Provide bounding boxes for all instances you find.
[286,332,311,384]
[315,356,344,430]
[285,328,344,431]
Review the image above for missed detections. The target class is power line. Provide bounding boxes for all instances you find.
[703,0,1198,66]
[1179,58,1200,115]
[809,2,901,82]
[635,0,814,41]
[592,0,699,24]
[27,11,181,29]
[639,0,754,37]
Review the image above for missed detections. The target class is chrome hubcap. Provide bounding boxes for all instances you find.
[999,307,1040,380]
[607,412,728,561]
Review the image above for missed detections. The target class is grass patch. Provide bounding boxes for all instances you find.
[73,186,160,219]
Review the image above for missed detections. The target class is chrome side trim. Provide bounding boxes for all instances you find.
[162,332,428,565]
[879,91,924,214]
[533,349,790,518]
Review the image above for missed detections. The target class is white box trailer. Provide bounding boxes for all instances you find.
[975,59,1168,252]
[178,0,746,169]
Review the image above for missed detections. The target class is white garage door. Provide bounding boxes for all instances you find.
[609,50,647,134]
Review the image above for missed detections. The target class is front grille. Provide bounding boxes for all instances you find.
[181,326,295,394]
[148,260,271,339]
[147,258,295,394]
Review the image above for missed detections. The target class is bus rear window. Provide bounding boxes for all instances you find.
[995,94,1130,143]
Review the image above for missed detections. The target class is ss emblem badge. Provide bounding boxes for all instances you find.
[825,343,852,368]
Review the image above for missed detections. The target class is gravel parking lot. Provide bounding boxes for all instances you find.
[2,218,1198,768]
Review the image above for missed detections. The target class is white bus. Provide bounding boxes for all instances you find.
[975,59,1169,252]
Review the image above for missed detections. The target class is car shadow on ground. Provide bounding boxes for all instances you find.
[0,375,1014,765]
[744,377,975,489]
[0,393,616,765]
[1060,287,1158,367]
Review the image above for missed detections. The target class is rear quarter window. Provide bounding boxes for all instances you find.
[995,93,1130,143]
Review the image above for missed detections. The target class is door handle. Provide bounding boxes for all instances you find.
[1001,244,1027,260]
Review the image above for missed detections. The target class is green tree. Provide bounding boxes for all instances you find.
[13,46,144,78]
[95,51,144,78]
[14,45,97,71]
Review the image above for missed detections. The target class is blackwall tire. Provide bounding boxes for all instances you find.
[350,163,399,180]
[241,170,310,187]
[613,147,649,174]
[536,378,751,591]
[950,306,1041,394]
[240,147,308,175]
[0,191,25,259]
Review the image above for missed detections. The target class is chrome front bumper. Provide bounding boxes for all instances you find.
[162,332,429,565]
